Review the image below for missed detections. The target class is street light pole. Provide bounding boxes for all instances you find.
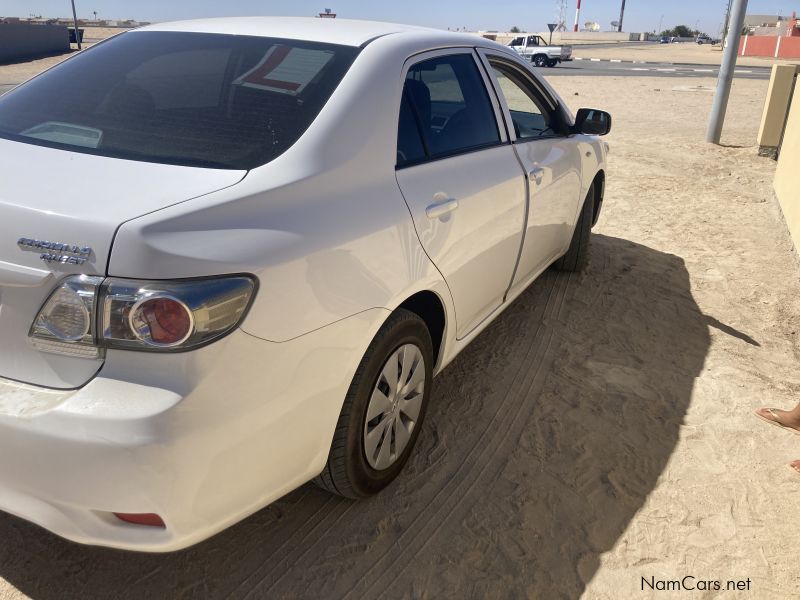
[70,0,81,49]
[617,0,626,32]
[706,0,749,143]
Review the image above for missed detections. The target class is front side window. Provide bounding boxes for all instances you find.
[0,32,359,169]
[490,61,555,140]
[399,53,500,163]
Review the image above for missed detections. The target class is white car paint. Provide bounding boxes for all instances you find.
[0,17,607,551]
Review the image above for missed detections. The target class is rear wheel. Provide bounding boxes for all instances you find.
[532,54,548,68]
[314,309,433,499]
[554,183,594,273]
[546,58,558,68]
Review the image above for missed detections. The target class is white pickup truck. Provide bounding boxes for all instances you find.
[507,34,573,67]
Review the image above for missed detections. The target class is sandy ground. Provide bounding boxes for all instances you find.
[1,56,800,599]
[0,28,127,81]
[80,27,130,41]
[572,41,800,67]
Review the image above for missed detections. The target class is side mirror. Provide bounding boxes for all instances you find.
[573,108,612,136]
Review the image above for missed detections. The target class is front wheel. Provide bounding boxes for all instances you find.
[554,183,594,272]
[532,54,548,68]
[314,309,434,499]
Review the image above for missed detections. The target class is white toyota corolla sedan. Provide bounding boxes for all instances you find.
[0,17,610,551]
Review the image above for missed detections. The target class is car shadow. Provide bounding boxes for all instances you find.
[0,234,710,599]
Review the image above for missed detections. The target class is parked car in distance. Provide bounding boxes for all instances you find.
[0,17,610,552]
[696,34,719,45]
[507,34,573,67]
[659,35,670,44]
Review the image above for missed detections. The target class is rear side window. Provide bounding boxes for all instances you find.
[399,53,500,164]
[397,91,426,167]
[0,32,359,169]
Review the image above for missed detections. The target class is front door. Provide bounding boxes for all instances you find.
[479,51,583,289]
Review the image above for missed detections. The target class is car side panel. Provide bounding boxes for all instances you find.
[396,146,527,339]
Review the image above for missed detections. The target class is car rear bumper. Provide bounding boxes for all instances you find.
[0,309,387,552]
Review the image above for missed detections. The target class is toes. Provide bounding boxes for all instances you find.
[756,407,782,422]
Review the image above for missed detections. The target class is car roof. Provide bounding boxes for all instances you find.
[137,17,445,47]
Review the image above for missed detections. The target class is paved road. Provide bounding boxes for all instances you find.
[543,59,771,80]
[571,41,657,50]
[0,57,770,99]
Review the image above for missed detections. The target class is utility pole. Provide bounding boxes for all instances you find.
[617,0,626,32]
[70,0,81,49]
[658,14,664,34]
[573,0,582,32]
[554,0,568,31]
[722,0,734,45]
[706,0,749,143]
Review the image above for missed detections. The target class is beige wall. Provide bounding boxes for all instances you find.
[758,65,800,156]
[774,77,800,249]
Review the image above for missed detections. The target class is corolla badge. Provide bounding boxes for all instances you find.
[17,237,93,265]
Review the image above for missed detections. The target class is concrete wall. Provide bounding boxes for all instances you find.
[0,23,69,63]
[774,77,800,250]
[758,64,800,157]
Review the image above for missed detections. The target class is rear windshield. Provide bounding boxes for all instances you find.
[0,32,359,169]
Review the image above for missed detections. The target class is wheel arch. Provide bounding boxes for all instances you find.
[395,290,447,369]
[590,169,605,227]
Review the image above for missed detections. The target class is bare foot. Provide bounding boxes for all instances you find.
[754,408,800,434]
[789,460,800,474]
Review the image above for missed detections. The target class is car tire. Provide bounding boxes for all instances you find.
[314,309,434,499]
[532,55,548,68]
[546,58,558,68]
[554,183,594,273]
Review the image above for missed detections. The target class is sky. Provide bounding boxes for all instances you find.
[4,0,799,36]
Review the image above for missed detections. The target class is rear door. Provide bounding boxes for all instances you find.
[478,50,583,290]
[395,49,527,339]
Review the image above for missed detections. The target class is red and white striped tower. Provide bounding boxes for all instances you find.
[573,0,582,32]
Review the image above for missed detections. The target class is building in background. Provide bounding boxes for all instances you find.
[744,13,799,36]
[739,12,800,58]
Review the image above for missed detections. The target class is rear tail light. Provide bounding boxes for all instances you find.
[29,275,256,356]
[129,296,193,347]
[30,275,104,358]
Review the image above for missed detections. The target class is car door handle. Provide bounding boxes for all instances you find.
[528,168,545,184]
[425,198,459,219]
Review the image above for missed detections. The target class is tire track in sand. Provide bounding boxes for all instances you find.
[345,270,573,599]
[227,493,353,598]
